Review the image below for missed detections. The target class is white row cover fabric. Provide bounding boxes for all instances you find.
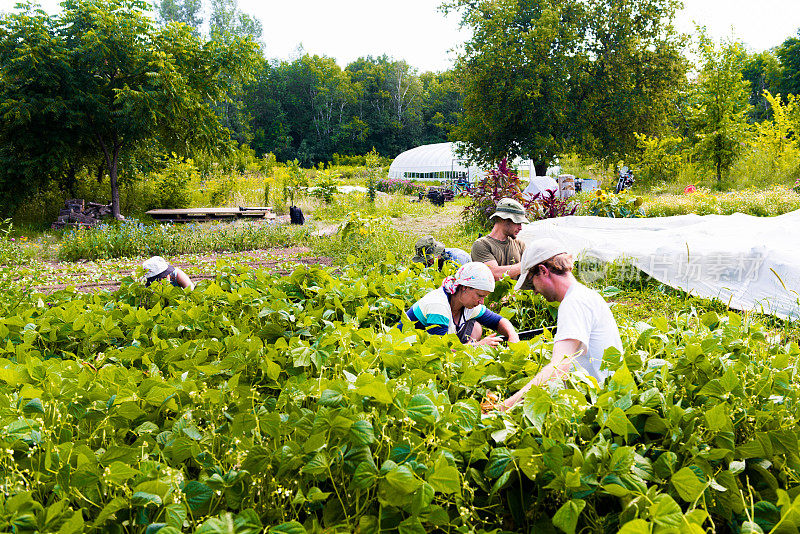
[518,211,800,320]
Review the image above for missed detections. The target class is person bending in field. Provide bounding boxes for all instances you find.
[482,239,622,412]
[412,235,472,269]
[471,198,529,281]
[404,262,520,346]
[142,256,194,290]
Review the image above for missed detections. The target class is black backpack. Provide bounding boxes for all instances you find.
[289,206,305,225]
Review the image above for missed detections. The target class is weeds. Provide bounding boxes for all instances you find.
[58,220,311,261]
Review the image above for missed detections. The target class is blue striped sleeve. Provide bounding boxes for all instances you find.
[475,308,502,329]
[405,307,449,336]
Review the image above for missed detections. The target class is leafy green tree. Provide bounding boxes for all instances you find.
[777,31,800,97]
[209,0,262,42]
[445,0,686,172]
[153,0,202,29]
[741,50,782,122]
[0,0,260,218]
[690,34,753,183]
[419,70,462,145]
[0,6,79,212]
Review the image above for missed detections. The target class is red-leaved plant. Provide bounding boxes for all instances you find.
[462,159,576,230]
[528,188,578,219]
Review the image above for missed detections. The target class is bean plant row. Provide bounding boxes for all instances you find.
[0,262,798,534]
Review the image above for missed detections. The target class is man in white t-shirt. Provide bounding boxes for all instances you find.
[488,238,622,411]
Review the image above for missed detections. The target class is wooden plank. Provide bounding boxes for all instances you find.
[146,206,276,223]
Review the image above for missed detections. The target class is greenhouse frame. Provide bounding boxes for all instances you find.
[388,142,536,182]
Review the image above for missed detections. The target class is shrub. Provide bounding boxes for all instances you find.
[528,188,578,219]
[375,178,427,196]
[0,219,30,265]
[310,170,339,204]
[630,134,689,186]
[57,219,310,261]
[150,155,198,210]
[641,186,800,217]
[312,212,413,267]
[580,189,645,218]
[462,158,539,231]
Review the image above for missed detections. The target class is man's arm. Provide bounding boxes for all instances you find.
[490,339,585,411]
[483,260,522,281]
[173,268,194,290]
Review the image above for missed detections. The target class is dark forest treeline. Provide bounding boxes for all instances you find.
[242,55,461,166]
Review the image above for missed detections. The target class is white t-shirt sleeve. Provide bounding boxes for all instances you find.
[554,295,593,347]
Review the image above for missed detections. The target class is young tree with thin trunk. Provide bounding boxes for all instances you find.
[690,33,753,183]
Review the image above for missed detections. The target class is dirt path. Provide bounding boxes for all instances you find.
[18,247,332,293]
[389,202,463,234]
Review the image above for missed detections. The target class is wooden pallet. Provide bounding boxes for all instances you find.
[146,207,275,223]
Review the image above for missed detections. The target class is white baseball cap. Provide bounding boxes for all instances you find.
[514,238,569,291]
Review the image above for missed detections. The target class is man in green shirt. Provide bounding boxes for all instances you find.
[471,198,529,281]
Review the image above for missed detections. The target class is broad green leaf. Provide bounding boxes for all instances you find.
[269,521,307,534]
[131,492,162,508]
[356,380,394,404]
[22,398,44,415]
[353,462,379,490]
[618,519,651,534]
[406,394,439,424]
[649,494,682,528]
[672,466,706,502]
[704,403,730,431]
[606,407,638,439]
[349,420,375,445]
[552,499,586,534]
[183,481,213,512]
[486,447,514,479]
[428,464,461,495]
[164,504,187,528]
[105,461,140,484]
[385,464,422,494]
[94,497,127,527]
[397,516,426,534]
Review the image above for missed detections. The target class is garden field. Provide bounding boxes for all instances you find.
[1,183,800,533]
[1,187,800,534]
[1,256,799,534]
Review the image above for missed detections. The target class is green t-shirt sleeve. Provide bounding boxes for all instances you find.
[471,239,496,263]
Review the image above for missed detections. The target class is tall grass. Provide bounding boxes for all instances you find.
[641,186,800,217]
[58,220,311,261]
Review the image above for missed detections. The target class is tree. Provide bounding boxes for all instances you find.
[777,31,800,97]
[0,5,82,212]
[741,50,782,122]
[690,34,753,183]
[0,0,260,218]
[153,0,202,30]
[445,0,687,172]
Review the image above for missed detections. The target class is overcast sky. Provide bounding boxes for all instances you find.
[4,0,799,72]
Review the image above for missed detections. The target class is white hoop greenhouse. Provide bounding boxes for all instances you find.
[388,142,537,181]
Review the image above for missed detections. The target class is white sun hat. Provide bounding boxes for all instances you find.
[142,256,169,279]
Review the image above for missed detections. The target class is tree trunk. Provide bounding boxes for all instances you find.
[716,160,722,183]
[97,136,124,220]
[65,164,77,198]
[109,145,123,220]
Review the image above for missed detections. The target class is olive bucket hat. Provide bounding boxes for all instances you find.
[412,235,446,264]
[491,198,530,224]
